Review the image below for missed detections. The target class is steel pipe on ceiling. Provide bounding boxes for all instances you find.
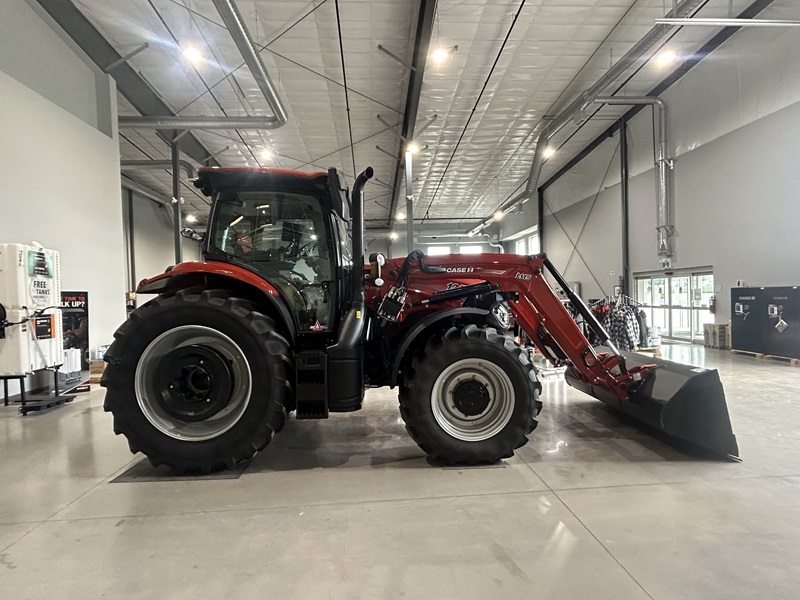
[121,159,196,179]
[210,0,287,127]
[655,18,800,27]
[119,0,288,132]
[468,0,709,241]
[118,115,282,130]
[121,176,171,207]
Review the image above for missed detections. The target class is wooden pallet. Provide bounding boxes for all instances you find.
[762,354,800,367]
[636,348,662,358]
[730,349,765,359]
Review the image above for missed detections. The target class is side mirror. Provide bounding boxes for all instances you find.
[181,228,205,242]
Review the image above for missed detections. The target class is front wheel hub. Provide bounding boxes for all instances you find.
[452,379,491,416]
[431,358,515,442]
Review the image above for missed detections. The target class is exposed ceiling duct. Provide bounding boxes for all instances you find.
[118,116,285,130]
[592,96,672,258]
[209,0,288,127]
[467,0,710,238]
[119,0,288,132]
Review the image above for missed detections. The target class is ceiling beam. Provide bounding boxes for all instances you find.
[387,0,436,227]
[34,0,219,167]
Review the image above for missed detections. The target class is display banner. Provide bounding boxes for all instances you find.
[61,291,89,370]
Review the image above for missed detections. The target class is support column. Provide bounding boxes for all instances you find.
[171,142,182,264]
[619,119,630,295]
[127,189,136,292]
[537,188,545,254]
[405,150,414,253]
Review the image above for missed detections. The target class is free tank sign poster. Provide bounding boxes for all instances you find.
[28,250,53,307]
[61,291,89,370]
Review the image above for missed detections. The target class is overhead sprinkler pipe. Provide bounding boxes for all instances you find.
[467,0,708,239]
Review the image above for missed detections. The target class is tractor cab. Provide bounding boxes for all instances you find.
[198,167,356,337]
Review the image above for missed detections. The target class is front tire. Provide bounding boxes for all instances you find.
[102,289,291,473]
[399,324,540,464]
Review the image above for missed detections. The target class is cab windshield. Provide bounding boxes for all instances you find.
[209,190,335,332]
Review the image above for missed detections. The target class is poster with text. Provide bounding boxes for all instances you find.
[61,291,89,370]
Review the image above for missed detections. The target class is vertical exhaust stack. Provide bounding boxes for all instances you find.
[350,167,374,303]
[325,167,373,414]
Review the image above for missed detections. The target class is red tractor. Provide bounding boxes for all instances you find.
[102,166,737,472]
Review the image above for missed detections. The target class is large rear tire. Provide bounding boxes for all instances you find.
[102,289,291,473]
[399,324,540,464]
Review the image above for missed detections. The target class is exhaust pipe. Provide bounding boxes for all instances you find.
[351,167,374,302]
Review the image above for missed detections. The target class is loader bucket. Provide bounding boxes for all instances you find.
[564,350,739,460]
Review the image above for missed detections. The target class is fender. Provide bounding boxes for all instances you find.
[136,261,296,341]
[389,307,491,387]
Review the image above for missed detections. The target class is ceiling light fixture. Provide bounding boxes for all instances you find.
[260,149,273,161]
[397,212,406,220]
[543,147,556,159]
[494,210,505,221]
[431,45,458,64]
[185,214,197,223]
[390,232,399,240]
[654,50,678,66]
[406,142,420,154]
[181,45,205,65]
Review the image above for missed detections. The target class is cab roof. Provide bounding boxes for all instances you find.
[194,167,330,197]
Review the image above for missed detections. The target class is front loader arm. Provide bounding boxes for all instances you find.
[507,256,651,402]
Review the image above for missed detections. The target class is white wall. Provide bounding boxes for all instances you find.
[1,0,114,136]
[0,0,124,397]
[628,100,800,319]
[507,20,800,321]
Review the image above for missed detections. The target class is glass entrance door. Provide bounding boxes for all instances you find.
[670,276,691,341]
[635,271,713,343]
[691,274,715,340]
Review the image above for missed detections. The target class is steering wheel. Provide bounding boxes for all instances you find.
[298,240,320,259]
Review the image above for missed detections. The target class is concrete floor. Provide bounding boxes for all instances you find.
[1,345,799,599]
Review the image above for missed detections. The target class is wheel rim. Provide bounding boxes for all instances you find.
[135,325,252,441]
[431,358,515,442]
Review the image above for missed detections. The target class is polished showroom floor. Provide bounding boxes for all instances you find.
[1,345,799,599]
